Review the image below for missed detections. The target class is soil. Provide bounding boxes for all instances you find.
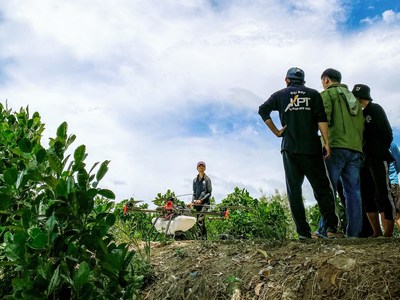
[140,238,400,300]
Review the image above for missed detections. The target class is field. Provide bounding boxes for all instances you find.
[141,238,400,300]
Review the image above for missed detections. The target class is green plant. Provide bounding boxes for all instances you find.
[207,188,294,240]
[0,104,139,299]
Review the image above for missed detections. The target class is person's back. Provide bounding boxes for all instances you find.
[388,142,400,229]
[320,82,364,152]
[353,83,395,237]
[319,68,364,238]
[258,67,340,240]
[260,82,326,155]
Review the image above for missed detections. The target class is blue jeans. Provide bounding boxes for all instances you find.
[325,149,363,237]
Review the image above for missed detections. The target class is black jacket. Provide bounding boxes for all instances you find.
[192,174,212,208]
[258,82,327,155]
[362,101,393,165]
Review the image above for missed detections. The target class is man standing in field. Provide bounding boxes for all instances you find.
[319,68,364,238]
[258,67,340,239]
[352,84,395,237]
[191,161,212,239]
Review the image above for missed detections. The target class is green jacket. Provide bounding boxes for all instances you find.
[321,83,364,152]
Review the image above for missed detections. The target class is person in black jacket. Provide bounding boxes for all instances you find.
[190,161,212,239]
[258,67,340,239]
[352,84,395,237]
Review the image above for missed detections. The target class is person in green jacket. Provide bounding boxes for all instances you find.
[319,68,364,237]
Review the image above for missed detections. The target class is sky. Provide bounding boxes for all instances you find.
[0,0,399,207]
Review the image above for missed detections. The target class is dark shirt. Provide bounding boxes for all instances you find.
[362,101,393,164]
[258,82,327,155]
[193,174,212,208]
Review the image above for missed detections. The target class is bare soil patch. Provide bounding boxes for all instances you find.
[141,238,400,300]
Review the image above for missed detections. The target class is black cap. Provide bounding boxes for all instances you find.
[286,67,305,82]
[321,68,342,83]
[352,84,373,101]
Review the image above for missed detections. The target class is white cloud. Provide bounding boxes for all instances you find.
[0,0,399,209]
[382,10,400,23]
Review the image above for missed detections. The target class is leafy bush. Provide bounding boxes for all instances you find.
[0,104,139,299]
[207,188,295,240]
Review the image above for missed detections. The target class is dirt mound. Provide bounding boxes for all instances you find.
[141,238,400,300]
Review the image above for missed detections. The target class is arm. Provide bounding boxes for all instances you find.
[265,119,286,137]
[390,143,400,173]
[320,91,333,125]
[318,121,331,159]
[199,177,212,203]
[375,105,393,148]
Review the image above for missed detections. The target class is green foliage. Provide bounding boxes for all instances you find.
[0,104,139,299]
[306,203,321,232]
[112,198,156,243]
[207,188,295,240]
[153,189,186,207]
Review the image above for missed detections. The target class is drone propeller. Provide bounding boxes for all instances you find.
[130,208,160,213]
[128,200,145,204]
[194,204,246,210]
[151,193,193,203]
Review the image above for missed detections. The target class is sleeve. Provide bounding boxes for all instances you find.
[320,91,332,125]
[192,178,196,201]
[314,92,328,123]
[258,93,277,122]
[390,143,400,173]
[199,177,212,203]
[206,177,212,195]
[375,105,393,148]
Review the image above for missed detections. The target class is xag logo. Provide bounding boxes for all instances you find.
[285,94,311,112]
[355,86,361,91]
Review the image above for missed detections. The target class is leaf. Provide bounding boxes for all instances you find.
[28,227,48,249]
[18,138,32,153]
[255,282,264,296]
[74,261,90,289]
[89,162,99,175]
[0,194,12,210]
[66,134,76,147]
[96,160,110,182]
[66,176,75,194]
[46,214,57,231]
[105,213,116,227]
[257,249,270,259]
[98,189,115,199]
[74,145,86,164]
[330,272,338,286]
[16,170,29,189]
[56,122,68,139]
[48,153,63,174]
[47,264,60,296]
[5,244,21,261]
[77,169,89,190]
[55,179,68,198]
[4,168,18,185]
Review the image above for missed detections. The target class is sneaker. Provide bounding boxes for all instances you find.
[298,234,311,240]
[327,232,344,239]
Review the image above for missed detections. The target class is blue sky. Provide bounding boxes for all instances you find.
[0,0,399,206]
[345,0,400,29]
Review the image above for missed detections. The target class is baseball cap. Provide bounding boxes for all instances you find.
[321,68,342,83]
[197,161,206,167]
[352,84,373,101]
[286,67,305,82]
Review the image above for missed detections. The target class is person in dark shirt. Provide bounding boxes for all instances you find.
[190,161,212,239]
[352,84,395,237]
[258,67,340,239]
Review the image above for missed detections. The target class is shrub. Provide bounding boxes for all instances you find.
[207,188,294,240]
[0,104,139,299]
